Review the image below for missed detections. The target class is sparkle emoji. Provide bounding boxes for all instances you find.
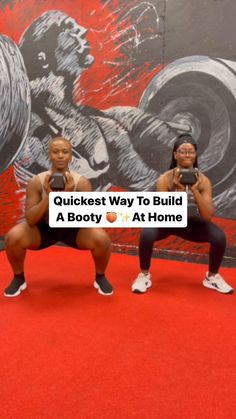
[106,212,117,223]
[120,212,130,222]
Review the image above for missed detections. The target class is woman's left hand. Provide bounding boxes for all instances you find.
[64,171,75,191]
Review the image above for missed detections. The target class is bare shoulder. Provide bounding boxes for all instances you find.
[156,170,172,191]
[76,176,92,192]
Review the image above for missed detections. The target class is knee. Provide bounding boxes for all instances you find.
[4,228,23,249]
[140,229,156,246]
[210,226,226,248]
[93,229,111,251]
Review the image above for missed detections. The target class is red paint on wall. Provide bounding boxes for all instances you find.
[0,0,161,234]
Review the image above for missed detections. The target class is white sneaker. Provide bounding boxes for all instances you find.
[203,272,234,294]
[132,272,152,293]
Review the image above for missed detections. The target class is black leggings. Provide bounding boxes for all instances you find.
[139,217,226,274]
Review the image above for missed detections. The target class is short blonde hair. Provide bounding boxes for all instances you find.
[48,137,72,151]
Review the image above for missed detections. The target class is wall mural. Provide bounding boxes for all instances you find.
[0,0,235,263]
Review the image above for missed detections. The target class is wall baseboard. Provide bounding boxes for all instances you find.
[110,244,236,268]
[0,237,235,267]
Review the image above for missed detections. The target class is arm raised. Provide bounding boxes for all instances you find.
[191,174,214,221]
[76,176,93,192]
[25,174,51,226]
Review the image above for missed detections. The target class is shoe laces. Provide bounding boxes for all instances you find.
[136,272,150,282]
[207,273,224,284]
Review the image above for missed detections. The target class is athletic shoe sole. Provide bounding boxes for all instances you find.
[94,281,113,296]
[132,279,152,294]
[4,282,27,298]
[202,279,233,294]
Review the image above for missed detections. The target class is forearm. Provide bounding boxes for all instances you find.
[192,190,214,221]
[25,196,49,226]
[103,106,158,132]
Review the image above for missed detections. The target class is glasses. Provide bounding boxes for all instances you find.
[177,149,196,156]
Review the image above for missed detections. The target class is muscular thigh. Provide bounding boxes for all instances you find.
[76,228,109,250]
[175,217,219,243]
[141,227,171,243]
[6,222,42,249]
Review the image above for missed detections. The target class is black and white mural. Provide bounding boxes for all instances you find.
[0,0,235,262]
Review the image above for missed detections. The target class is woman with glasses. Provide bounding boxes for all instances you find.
[132,134,233,295]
